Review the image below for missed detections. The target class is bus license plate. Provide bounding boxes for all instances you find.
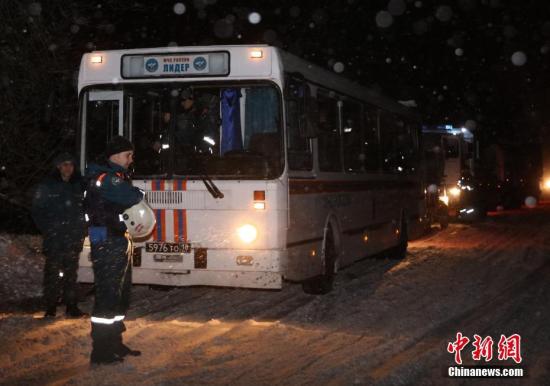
[145,242,191,254]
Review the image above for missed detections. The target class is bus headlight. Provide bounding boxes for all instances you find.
[237,224,257,244]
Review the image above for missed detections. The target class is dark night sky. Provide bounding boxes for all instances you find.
[2,0,550,185]
[74,0,550,139]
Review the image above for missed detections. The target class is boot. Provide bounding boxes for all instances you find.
[117,343,141,357]
[66,304,88,318]
[90,350,124,365]
[90,322,124,365]
[43,305,57,319]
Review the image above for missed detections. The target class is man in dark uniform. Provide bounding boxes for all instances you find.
[31,153,87,318]
[85,136,143,365]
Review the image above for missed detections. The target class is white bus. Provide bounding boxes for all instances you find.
[77,45,425,294]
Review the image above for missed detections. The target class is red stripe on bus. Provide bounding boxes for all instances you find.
[182,180,187,242]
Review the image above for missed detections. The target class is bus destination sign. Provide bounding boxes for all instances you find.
[143,54,209,76]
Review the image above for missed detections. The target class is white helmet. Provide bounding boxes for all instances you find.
[122,200,156,239]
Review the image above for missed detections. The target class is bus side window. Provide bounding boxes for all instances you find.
[380,112,406,173]
[363,106,380,172]
[380,115,418,174]
[399,122,419,173]
[317,91,341,172]
[342,100,364,173]
[285,78,312,171]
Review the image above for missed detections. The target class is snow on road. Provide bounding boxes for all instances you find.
[1,207,550,385]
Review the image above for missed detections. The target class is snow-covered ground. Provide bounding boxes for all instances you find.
[1,206,549,385]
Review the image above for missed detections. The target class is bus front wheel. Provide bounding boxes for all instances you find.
[302,228,336,295]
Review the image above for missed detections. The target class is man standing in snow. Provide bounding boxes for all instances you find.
[85,136,143,365]
[31,153,87,318]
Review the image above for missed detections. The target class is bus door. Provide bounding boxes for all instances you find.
[80,90,124,169]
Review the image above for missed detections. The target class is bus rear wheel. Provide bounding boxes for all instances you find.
[302,228,336,295]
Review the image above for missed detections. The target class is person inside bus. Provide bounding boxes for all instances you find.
[175,89,202,148]
[173,89,219,158]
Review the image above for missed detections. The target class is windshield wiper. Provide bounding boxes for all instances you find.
[176,151,224,199]
[201,173,224,199]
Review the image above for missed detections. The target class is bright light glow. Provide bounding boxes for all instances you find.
[344,127,352,133]
[162,143,170,149]
[58,271,64,277]
[90,55,103,64]
[449,187,461,197]
[85,213,89,222]
[439,195,449,206]
[237,224,258,244]
[466,208,475,214]
[544,179,550,190]
[250,50,263,58]
[253,202,265,210]
[95,180,102,187]
[203,136,215,146]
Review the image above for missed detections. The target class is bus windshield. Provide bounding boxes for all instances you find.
[81,82,283,179]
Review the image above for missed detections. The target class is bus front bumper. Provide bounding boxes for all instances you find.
[78,247,284,290]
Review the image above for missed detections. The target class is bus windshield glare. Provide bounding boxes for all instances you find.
[81,82,283,179]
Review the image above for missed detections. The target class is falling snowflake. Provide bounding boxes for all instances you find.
[173,3,186,15]
[248,12,261,24]
[435,5,453,22]
[28,2,42,16]
[511,51,527,66]
[333,62,345,73]
[376,11,393,28]
[388,0,406,16]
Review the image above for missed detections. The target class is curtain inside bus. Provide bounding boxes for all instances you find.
[220,88,243,155]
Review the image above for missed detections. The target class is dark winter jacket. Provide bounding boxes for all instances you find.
[85,161,143,237]
[31,170,87,254]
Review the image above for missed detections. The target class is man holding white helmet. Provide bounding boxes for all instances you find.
[85,135,146,365]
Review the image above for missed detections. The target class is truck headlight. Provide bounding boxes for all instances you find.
[449,187,461,197]
[237,224,257,244]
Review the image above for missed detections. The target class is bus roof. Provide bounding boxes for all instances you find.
[79,44,417,119]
